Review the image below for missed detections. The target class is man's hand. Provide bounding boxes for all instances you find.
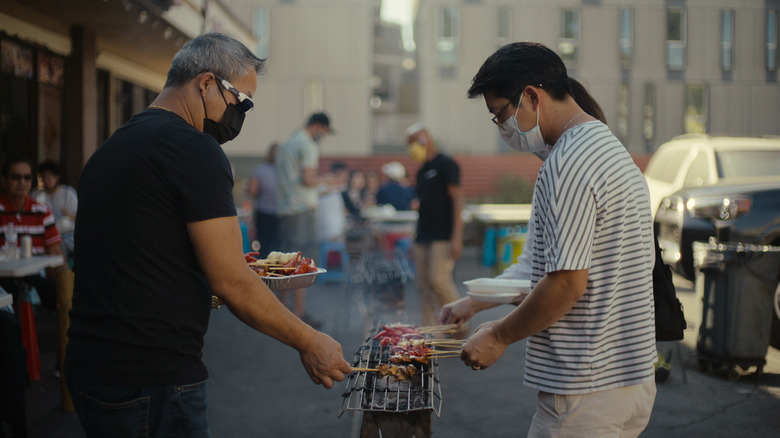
[439,297,486,327]
[298,331,352,389]
[460,320,508,371]
[450,238,463,260]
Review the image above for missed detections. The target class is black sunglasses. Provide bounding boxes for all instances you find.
[10,174,32,181]
[213,74,254,114]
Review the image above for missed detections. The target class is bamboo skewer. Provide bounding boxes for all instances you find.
[428,349,462,356]
[351,367,378,372]
[418,324,458,333]
[427,339,465,346]
[427,353,462,359]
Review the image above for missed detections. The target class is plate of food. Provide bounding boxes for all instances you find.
[246,251,325,292]
[463,278,531,304]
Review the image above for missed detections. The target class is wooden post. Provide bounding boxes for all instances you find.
[360,411,431,438]
[55,269,75,412]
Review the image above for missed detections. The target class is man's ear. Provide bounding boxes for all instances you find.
[197,72,215,98]
[524,85,542,108]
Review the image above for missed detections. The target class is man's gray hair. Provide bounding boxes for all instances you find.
[165,33,265,88]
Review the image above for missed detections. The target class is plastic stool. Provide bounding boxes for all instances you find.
[318,241,348,283]
[17,301,41,381]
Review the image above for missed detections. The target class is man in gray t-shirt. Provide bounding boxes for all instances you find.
[275,112,333,326]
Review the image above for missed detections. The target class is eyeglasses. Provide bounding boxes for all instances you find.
[491,93,521,126]
[9,174,32,181]
[214,74,254,114]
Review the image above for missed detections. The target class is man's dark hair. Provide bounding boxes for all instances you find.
[2,157,32,177]
[37,160,62,177]
[467,42,571,105]
[307,112,331,128]
[164,33,265,88]
[568,78,606,124]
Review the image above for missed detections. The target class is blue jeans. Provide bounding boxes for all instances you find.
[67,380,209,438]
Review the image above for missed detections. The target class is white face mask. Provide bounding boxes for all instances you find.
[498,92,548,155]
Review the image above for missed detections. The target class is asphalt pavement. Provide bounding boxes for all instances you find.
[25,246,780,437]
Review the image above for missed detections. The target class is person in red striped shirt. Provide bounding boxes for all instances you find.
[0,157,63,308]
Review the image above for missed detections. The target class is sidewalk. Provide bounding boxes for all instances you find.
[24,246,780,437]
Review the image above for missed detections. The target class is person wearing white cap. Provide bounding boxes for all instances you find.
[376,161,416,211]
[405,124,465,333]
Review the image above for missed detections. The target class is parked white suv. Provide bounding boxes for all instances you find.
[643,135,780,217]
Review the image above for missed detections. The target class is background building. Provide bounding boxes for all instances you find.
[226,0,779,161]
[2,0,778,195]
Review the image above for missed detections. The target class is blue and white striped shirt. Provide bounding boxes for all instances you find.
[524,121,656,394]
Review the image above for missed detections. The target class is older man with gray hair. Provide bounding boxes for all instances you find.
[65,33,350,437]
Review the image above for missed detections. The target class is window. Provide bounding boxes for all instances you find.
[497,6,512,48]
[768,10,779,71]
[436,7,460,67]
[616,83,630,141]
[683,152,711,188]
[619,8,634,68]
[643,83,656,150]
[303,78,323,114]
[558,8,579,64]
[684,83,708,134]
[721,9,734,71]
[253,7,270,59]
[644,148,688,183]
[718,150,780,178]
[666,7,686,71]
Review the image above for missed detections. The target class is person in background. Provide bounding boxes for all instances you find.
[275,112,334,329]
[443,41,656,437]
[0,158,63,308]
[65,34,349,437]
[405,123,465,332]
[316,162,349,244]
[376,161,417,211]
[364,169,380,208]
[34,160,77,264]
[342,169,367,219]
[247,143,279,258]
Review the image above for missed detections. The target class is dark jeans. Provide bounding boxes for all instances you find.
[66,380,209,438]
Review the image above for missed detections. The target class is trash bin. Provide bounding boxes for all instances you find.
[693,241,780,379]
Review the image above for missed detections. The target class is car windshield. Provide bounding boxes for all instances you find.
[645,149,689,183]
[716,150,780,178]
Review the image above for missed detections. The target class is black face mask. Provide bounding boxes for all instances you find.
[201,89,245,144]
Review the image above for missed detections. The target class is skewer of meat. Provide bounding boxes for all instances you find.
[350,364,418,381]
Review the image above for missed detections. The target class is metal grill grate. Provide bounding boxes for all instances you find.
[339,329,442,418]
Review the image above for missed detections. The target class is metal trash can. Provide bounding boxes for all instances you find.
[693,241,780,379]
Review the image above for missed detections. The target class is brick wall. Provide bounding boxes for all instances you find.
[321,153,651,201]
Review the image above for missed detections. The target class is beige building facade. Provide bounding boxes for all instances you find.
[225,0,779,159]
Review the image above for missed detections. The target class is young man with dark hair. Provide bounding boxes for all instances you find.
[449,42,657,437]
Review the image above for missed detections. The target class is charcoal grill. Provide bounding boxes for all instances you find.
[340,325,442,438]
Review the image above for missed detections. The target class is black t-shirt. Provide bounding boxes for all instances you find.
[65,109,236,387]
[415,153,460,243]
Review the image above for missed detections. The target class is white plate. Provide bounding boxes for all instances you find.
[463,278,531,304]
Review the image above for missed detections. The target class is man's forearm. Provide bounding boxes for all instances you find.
[493,270,588,345]
[220,272,318,352]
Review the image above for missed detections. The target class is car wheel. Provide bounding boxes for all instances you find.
[772,280,780,350]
